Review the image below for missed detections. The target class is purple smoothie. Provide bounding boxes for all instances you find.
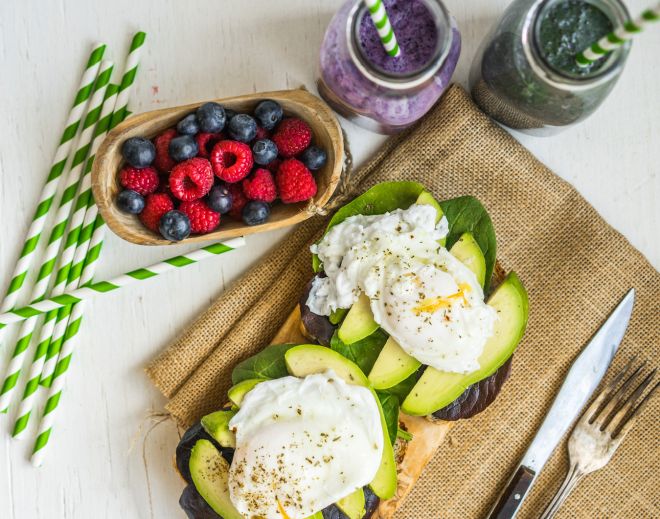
[318,0,461,134]
[358,0,439,76]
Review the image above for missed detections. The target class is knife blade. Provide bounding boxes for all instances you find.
[486,288,635,519]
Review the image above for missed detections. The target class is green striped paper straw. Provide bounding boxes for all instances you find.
[0,239,246,330]
[0,61,114,414]
[577,2,660,66]
[39,32,147,388]
[11,84,121,438]
[111,31,146,128]
[29,237,245,466]
[364,0,400,57]
[0,42,105,351]
[37,84,122,389]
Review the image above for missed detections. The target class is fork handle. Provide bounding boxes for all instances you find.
[539,463,585,519]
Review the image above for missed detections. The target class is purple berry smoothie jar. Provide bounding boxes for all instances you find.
[318,0,461,134]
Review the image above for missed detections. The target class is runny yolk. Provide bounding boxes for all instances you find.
[413,283,471,315]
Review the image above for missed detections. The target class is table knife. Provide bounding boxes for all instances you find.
[486,288,635,519]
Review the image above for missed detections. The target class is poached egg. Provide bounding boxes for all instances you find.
[228,371,383,518]
[307,204,497,374]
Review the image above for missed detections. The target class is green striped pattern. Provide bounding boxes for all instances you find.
[0,240,244,331]
[0,42,105,339]
[364,0,400,57]
[576,3,660,66]
[0,61,114,414]
[37,31,147,394]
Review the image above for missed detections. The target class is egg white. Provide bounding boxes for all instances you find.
[228,371,383,519]
[308,204,497,374]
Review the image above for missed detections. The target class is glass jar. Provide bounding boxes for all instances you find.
[318,0,461,134]
[469,0,631,136]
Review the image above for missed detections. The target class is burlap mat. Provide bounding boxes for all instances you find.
[146,85,659,518]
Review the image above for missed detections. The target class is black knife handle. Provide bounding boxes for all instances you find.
[487,465,536,519]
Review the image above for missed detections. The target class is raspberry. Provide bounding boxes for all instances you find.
[195,132,223,158]
[254,126,270,141]
[276,159,317,204]
[243,168,277,202]
[169,158,214,201]
[272,118,312,157]
[152,128,177,172]
[119,166,159,195]
[210,140,253,183]
[139,193,174,232]
[179,199,220,234]
[226,182,248,219]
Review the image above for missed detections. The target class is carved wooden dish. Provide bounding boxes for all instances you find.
[92,89,343,246]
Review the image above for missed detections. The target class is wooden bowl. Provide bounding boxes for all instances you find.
[92,89,343,245]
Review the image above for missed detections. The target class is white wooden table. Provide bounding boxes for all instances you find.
[1,0,658,517]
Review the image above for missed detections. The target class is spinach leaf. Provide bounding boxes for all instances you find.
[329,328,389,375]
[231,344,298,385]
[378,369,419,402]
[440,196,497,290]
[376,392,399,445]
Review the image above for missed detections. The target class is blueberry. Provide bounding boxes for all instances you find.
[196,102,226,133]
[224,108,237,121]
[206,184,233,214]
[117,189,145,214]
[300,145,327,170]
[252,139,278,165]
[159,210,191,241]
[169,135,199,162]
[177,113,200,135]
[228,114,257,142]
[121,137,155,168]
[254,100,283,131]
[242,200,270,226]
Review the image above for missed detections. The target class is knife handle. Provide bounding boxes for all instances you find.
[487,465,536,519]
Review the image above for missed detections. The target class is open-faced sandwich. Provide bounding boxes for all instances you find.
[175,182,528,518]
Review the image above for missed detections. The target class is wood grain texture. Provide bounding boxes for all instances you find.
[93,89,343,245]
[0,0,658,518]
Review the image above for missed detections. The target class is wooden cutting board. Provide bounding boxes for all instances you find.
[272,306,454,519]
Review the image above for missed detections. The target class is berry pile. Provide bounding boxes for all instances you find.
[115,100,326,241]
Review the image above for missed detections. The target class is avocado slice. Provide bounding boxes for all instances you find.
[285,344,369,386]
[284,345,397,500]
[337,488,366,519]
[368,337,421,390]
[401,272,528,416]
[189,439,242,519]
[415,190,443,224]
[415,190,446,246]
[449,232,486,288]
[201,410,236,448]
[329,307,348,325]
[338,294,379,345]
[228,378,265,407]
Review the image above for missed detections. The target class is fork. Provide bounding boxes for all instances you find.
[539,357,658,519]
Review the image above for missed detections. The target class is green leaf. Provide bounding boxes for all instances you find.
[378,369,419,402]
[376,392,399,445]
[313,181,426,270]
[231,344,298,385]
[329,328,389,375]
[440,196,497,290]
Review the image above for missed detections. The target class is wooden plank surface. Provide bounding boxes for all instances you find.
[0,0,658,518]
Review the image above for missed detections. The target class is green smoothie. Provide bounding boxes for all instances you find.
[538,0,614,76]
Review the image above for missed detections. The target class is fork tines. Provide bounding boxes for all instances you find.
[586,357,658,438]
